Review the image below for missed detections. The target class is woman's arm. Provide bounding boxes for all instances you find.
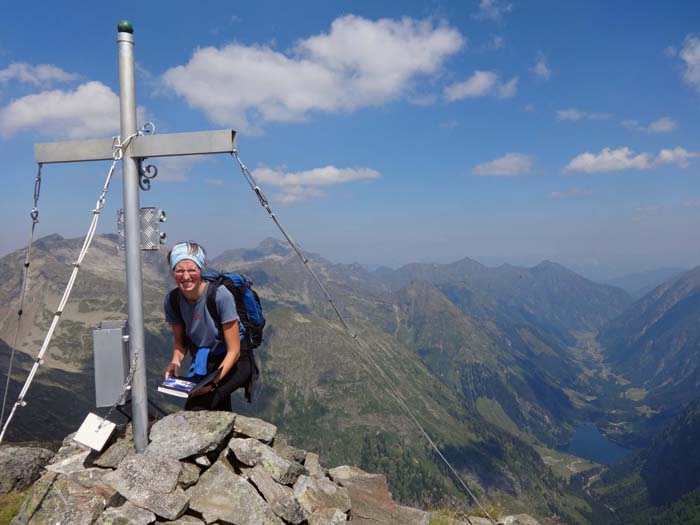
[213,320,241,384]
[164,323,188,379]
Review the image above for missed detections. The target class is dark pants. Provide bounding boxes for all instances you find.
[185,348,252,411]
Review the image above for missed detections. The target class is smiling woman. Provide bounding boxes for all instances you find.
[163,241,251,412]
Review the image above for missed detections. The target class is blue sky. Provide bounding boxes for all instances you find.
[1,1,699,280]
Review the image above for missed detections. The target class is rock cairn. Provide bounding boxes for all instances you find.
[4,411,542,525]
[7,411,431,525]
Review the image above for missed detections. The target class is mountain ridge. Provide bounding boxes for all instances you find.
[598,265,700,411]
[0,234,595,520]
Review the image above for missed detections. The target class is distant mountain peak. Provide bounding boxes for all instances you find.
[255,237,291,255]
[35,233,65,247]
[534,260,563,270]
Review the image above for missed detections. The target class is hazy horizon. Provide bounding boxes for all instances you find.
[1,230,692,286]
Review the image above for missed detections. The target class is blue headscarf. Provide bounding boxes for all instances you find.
[169,242,206,271]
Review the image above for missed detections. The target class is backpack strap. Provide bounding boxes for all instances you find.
[207,280,221,324]
[204,280,222,329]
[168,288,184,324]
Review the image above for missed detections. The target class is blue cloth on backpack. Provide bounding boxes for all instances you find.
[187,344,229,378]
[187,347,211,378]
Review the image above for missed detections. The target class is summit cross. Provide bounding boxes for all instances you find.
[33,21,238,452]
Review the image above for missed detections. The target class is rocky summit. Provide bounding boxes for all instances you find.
[2,410,540,525]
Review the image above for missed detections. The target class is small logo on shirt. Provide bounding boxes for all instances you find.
[192,313,203,321]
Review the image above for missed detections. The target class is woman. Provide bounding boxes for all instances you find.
[163,241,252,411]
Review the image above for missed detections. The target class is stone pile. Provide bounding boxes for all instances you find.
[7,411,432,525]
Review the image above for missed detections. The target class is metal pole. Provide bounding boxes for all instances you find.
[117,21,148,452]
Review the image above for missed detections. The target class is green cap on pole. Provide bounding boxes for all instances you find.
[117,20,134,34]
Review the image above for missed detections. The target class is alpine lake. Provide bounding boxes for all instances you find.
[559,424,631,465]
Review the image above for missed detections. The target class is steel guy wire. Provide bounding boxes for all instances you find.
[0,133,132,445]
[0,164,43,430]
[231,151,495,522]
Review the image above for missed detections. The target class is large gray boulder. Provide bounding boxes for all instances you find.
[94,424,135,468]
[460,516,541,525]
[500,515,541,525]
[328,465,397,524]
[12,471,121,525]
[308,508,348,524]
[293,474,352,517]
[304,451,326,479]
[396,505,430,525]
[178,462,201,488]
[147,411,236,459]
[187,461,284,525]
[161,517,205,525]
[0,446,54,493]
[45,449,91,476]
[233,415,277,443]
[249,464,306,524]
[273,436,307,463]
[103,453,188,520]
[95,500,156,525]
[329,465,430,524]
[229,437,306,484]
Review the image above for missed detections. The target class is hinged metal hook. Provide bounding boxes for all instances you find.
[140,121,156,136]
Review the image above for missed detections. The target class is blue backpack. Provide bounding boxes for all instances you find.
[168,270,266,350]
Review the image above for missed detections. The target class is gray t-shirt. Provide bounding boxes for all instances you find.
[164,284,240,354]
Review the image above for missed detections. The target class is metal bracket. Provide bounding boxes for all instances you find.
[138,160,158,191]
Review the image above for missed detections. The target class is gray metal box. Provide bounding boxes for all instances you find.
[93,320,130,408]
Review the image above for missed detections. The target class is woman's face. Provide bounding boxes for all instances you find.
[172,259,202,294]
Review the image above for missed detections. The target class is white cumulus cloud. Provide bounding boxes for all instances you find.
[162,15,464,133]
[473,153,532,176]
[680,34,700,92]
[649,117,677,133]
[0,81,141,139]
[557,108,612,121]
[473,0,514,21]
[0,62,80,86]
[549,187,591,198]
[445,70,518,100]
[564,146,698,173]
[656,147,698,167]
[622,116,676,133]
[252,165,381,203]
[253,165,381,186]
[155,156,209,183]
[530,55,551,80]
[488,35,505,50]
[272,186,327,204]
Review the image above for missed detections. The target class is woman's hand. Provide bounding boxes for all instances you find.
[164,361,180,379]
[190,384,213,397]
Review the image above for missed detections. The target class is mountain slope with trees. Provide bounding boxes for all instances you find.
[598,266,700,411]
[589,397,700,524]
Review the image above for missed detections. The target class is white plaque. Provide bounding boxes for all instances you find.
[73,413,116,451]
